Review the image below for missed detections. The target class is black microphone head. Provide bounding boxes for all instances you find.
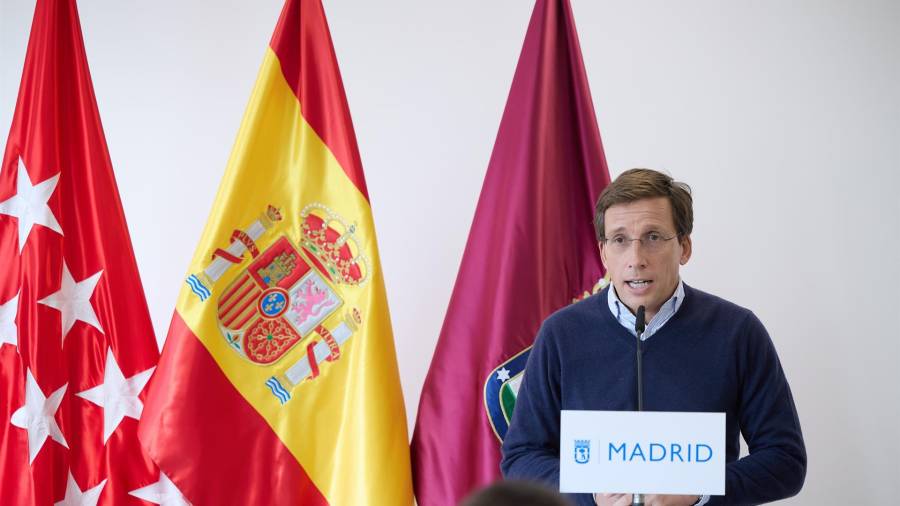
[635,305,646,334]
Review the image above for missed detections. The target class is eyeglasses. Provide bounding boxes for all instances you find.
[602,232,677,254]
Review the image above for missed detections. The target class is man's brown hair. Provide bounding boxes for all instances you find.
[593,168,693,241]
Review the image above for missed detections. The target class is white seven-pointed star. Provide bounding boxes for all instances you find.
[0,157,63,252]
[129,472,191,506]
[56,472,106,506]
[38,262,104,341]
[496,367,511,382]
[10,369,68,463]
[76,348,154,443]
[0,292,19,348]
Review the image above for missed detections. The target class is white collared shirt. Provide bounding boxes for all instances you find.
[607,279,685,340]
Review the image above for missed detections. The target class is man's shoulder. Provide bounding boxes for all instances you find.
[682,284,769,339]
[546,290,608,323]
[532,292,613,354]
[684,283,754,317]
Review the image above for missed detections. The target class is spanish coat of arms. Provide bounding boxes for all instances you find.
[186,203,368,405]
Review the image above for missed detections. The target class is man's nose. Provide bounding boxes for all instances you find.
[625,238,648,269]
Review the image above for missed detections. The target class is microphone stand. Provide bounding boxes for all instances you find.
[633,306,646,506]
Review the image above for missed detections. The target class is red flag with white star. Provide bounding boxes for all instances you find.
[0,0,168,504]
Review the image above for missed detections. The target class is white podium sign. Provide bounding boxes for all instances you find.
[560,410,725,495]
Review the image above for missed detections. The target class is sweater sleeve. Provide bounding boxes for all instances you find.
[500,322,596,506]
[500,322,562,485]
[715,312,807,505]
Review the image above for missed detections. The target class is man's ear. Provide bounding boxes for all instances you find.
[599,241,609,270]
[679,235,692,265]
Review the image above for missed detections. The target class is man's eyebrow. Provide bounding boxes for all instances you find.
[607,223,671,235]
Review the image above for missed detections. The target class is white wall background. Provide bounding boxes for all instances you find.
[2,1,898,503]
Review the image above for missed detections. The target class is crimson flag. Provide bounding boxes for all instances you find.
[410,0,611,503]
[0,0,162,504]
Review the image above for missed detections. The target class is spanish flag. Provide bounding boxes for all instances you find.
[138,1,413,504]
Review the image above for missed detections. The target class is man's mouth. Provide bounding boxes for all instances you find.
[626,280,652,289]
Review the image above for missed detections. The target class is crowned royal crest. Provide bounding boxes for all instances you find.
[186,203,369,405]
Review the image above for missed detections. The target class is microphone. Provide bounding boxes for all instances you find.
[635,305,645,412]
[635,305,646,335]
[633,306,646,506]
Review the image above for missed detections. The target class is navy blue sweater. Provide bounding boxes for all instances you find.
[501,284,806,505]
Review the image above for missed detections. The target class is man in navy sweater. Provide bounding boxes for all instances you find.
[501,169,806,505]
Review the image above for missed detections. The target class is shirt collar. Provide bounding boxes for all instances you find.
[607,279,685,340]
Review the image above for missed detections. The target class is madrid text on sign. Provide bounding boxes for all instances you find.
[606,442,713,463]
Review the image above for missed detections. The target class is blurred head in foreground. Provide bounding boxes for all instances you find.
[460,480,572,506]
